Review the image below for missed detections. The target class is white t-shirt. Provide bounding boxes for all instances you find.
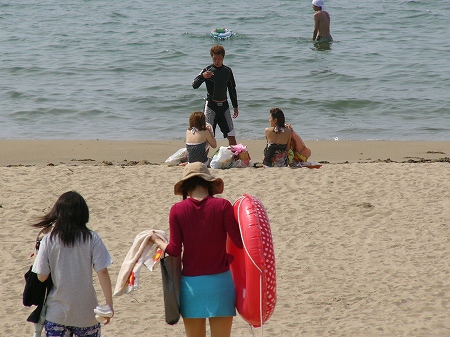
[32,230,112,327]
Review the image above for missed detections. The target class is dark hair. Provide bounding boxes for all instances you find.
[181,176,214,200]
[31,191,92,247]
[270,107,286,128]
[188,111,207,131]
[210,45,225,57]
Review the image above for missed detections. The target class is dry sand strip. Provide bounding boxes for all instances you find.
[0,139,448,166]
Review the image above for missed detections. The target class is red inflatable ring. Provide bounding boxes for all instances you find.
[227,194,276,327]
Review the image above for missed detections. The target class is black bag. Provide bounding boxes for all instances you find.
[160,253,182,325]
[23,266,52,323]
[23,228,53,323]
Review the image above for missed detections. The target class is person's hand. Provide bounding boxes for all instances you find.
[206,123,213,133]
[233,108,239,118]
[151,231,168,252]
[149,232,157,243]
[96,305,114,325]
[203,71,214,79]
[103,309,114,325]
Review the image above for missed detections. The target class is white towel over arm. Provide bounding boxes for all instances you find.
[114,229,167,296]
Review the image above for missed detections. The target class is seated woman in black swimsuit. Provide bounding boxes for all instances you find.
[263,108,292,167]
[186,111,217,164]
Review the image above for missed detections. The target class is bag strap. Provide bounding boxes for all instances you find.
[35,225,53,252]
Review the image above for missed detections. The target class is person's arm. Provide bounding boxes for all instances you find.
[37,274,49,282]
[151,205,183,257]
[223,201,243,248]
[152,234,168,252]
[205,129,217,148]
[33,237,51,283]
[97,267,114,324]
[285,129,292,151]
[227,69,238,111]
[313,13,319,41]
[192,67,208,89]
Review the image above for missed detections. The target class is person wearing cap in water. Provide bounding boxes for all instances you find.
[312,0,333,42]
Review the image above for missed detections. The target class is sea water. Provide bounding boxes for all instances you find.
[1,0,449,141]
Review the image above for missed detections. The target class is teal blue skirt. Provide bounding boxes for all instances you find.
[180,270,236,318]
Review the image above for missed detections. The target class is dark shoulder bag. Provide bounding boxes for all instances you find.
[23,228,53,323]
[160,252,182,325]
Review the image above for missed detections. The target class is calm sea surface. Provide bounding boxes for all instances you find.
[1,0,449,141]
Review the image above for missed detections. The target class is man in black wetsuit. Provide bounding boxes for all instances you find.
[192,45,239,146]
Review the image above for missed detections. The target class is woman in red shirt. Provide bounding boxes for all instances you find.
[152,162,243,337]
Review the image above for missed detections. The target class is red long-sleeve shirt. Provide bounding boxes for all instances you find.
[165,196,243,276]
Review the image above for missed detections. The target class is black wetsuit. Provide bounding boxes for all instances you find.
[192,64,238,108]
[192,64,238,137]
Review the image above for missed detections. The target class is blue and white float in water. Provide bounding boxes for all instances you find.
[210,28,234,39]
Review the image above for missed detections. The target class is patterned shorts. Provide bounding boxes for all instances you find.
[45,321,101,337]
[204,101,235,138]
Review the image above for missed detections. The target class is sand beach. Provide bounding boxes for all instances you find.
[2,139,450,336]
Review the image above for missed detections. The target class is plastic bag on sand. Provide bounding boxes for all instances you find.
[165,148,188,166]
[232,159,248,168]
[233,147,251,166]
[230,144,252,168]
[210,145,253,169]
[210,146,234,169]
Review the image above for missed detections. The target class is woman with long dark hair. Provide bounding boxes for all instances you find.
[32,191,114,337]
[263,107,293,167]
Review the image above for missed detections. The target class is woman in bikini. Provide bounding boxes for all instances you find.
[263,107,292,167]
[186,111,217,165]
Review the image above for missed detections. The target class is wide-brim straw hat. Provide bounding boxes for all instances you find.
[174,162,224,196]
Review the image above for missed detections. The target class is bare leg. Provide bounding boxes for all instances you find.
[227,136,237,146]
[209,317,233,337]
[183,318,206,337]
